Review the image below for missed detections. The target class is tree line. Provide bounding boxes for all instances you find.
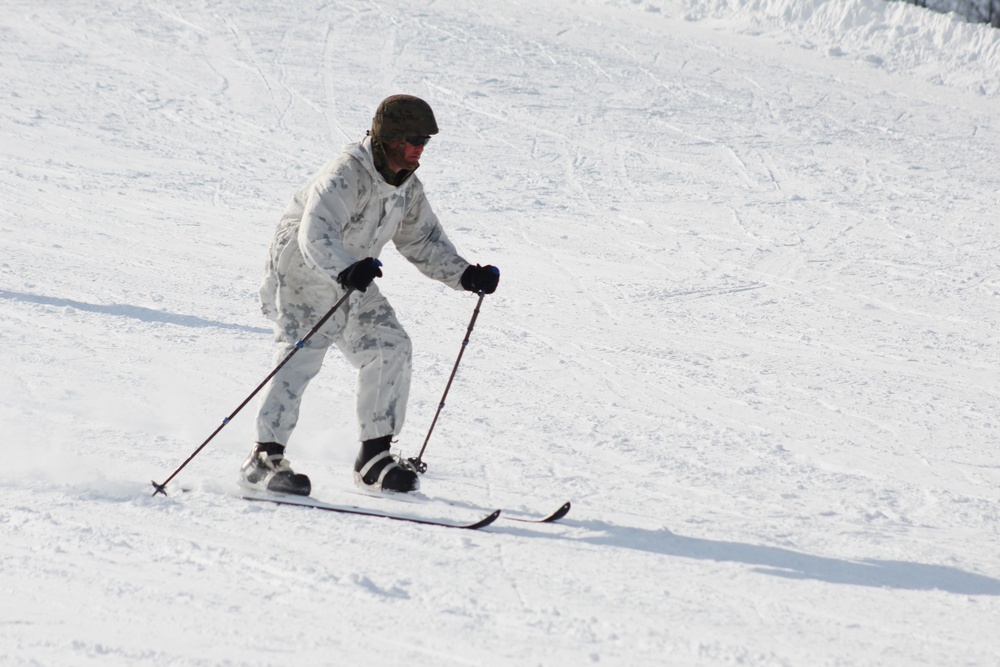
[897,0,1000,27]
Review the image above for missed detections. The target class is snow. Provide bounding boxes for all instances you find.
[2,0,1000,664]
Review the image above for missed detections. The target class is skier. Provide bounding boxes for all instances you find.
[239,94,500,496]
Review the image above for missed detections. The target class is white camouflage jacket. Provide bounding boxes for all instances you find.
[259,137,470,325]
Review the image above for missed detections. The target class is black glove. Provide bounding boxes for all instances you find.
[460,264,500,294]
[337,257,383,292]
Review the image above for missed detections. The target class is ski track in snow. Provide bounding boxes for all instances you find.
[2,0,1000,665]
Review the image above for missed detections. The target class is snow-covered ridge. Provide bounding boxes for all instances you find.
[608,0,1000,95]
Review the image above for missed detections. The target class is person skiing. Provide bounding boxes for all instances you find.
[239,94,500,496]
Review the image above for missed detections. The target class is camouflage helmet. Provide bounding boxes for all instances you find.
[371,94,438,141]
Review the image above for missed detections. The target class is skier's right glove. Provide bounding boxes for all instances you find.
[337,257,383,293]
[460,264,500,294]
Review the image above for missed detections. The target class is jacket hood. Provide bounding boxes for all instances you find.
[345,137,379,178]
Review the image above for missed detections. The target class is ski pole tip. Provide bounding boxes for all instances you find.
[150,480,168,497]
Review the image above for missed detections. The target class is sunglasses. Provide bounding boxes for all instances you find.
[405,135,432,147]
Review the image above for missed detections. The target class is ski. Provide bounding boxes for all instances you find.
[241,492,501,530]
[349,488,571,524]
[503,501,572,524]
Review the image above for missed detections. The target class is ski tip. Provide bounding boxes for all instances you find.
[544,501,572,523]
[467,509,502,530]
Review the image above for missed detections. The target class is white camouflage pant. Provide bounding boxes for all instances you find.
[253,289,412,445]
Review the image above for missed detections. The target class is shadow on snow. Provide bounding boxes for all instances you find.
[0,289,271,335]
[512,518,1000,596]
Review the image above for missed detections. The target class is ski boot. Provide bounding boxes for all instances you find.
[354,435,419,493]
[239,442,311,496]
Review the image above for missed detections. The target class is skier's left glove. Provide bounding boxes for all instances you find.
[460,264,500,294]
[337,257,383,292]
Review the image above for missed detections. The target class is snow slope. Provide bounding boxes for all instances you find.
[2,0,1000,664]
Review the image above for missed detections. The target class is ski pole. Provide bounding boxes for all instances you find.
[407,291,486,474]
[151,287,356,496]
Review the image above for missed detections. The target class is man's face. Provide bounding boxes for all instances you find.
[385,136,430,172]
[403,139,425,164]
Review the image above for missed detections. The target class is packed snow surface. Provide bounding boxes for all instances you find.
[2,0,1000,665]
